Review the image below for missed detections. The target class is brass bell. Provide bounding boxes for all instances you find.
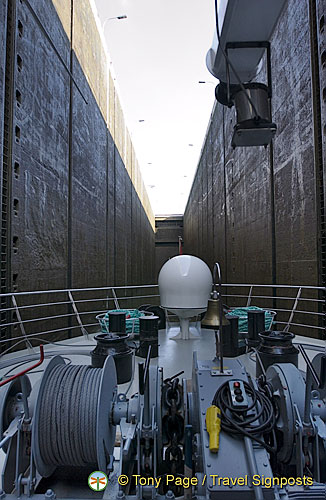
[202,262,229,330]
[201,298,230,329]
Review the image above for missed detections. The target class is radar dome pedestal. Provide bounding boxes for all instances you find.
[158,255,212,340]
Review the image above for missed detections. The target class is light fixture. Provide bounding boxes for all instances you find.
[103,15,127,31]
[198,80,215,84]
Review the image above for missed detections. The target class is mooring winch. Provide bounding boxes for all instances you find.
[1,331,326,500]
[32,355,117,476]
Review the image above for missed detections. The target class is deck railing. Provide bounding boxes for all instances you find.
[0,283,324,351]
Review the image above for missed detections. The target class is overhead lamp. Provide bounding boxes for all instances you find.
[103,15,127,31]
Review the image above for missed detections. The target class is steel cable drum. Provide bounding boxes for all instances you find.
[32,355,117,477]
[266,363,305,463]
[0,375,31,453]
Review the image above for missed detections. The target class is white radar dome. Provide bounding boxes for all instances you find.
[158,255,212,339]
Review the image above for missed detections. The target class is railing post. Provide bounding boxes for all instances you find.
[111,288,120,309]
[284,287,302,332]
[246,286,253,307]
[67,291,89,338]
[11,295,33,351]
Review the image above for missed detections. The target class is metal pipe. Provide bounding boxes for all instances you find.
[222,293,325,303]
[0,345,44,387]
[253,348,266,376]
[298,344,320,387]
[303,368,313,454]
[143,346,152,426]
[0,434,11,449]
[213,262,224,373]
[0,292,161,313]
[0,323,99,344]
[284,287,302,332]
[244,437,264,500]
[0,283,160,298]
[0,347,94,370]
[298,343,320,455]
[20,375,30,421]
[0,283,324,300]
[184,425,193,500]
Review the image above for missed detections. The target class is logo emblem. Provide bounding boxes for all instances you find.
[88,471,108,491]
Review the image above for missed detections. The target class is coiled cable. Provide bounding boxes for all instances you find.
[212,380,276,454]
[38,364,102,467]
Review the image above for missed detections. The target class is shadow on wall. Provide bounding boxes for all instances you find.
[155,215,183,280]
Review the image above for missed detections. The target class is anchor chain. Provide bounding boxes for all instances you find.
[162,377,184,477]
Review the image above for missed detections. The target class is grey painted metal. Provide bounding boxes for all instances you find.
[1,330,326,498]
[0,375,31,452]
[312,353,326,401]
[266,363,306,464]
[31,355,65,478]
[243,437,264,500]
[193,356,274,499]
[32,354,117,476]
[97,355,117,471]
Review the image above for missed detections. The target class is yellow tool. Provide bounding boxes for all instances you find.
[206,405,221,453]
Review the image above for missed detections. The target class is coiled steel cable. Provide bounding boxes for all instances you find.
[38,364,102,466]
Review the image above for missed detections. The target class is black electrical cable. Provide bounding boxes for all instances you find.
[214,0,260,119]
[212,380,276,454]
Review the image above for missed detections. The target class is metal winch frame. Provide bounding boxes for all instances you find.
[1,344,326,500]
[0,345,186,500]
[265,353,326,482]
[1,354,118,496]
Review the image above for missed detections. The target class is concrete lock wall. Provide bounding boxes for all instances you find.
[183,0,326,337]
[155,215,183,280]
[0,0,155,341]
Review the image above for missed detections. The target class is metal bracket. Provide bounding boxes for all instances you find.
[0,417,19,450]
[107,455,115,473]
[120,418,137,458]
[225,41,273,101]
[294,404,304,477]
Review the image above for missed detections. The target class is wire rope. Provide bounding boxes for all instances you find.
[38,364,102,467]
